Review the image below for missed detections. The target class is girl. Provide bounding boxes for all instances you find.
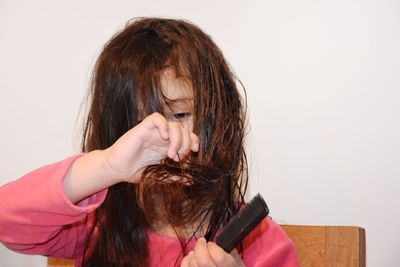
[0,18,299,267]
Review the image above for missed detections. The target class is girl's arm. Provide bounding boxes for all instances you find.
[0,155,106,258]
[0,112,198,257]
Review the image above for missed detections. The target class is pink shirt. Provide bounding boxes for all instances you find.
[0,155,299,266]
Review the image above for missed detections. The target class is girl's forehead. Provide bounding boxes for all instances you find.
[160,68,193,101]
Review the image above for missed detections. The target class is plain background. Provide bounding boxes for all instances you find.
[1,0,399,266]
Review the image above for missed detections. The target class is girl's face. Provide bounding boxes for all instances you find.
[160,68,194,131]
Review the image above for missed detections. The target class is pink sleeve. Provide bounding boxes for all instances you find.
[242,217,300,267]
[0,155,107,258]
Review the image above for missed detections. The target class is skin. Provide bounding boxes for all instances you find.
[62,69,245,266]
[180,238,245,267]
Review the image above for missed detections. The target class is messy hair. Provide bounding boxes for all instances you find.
[81,17,248,267]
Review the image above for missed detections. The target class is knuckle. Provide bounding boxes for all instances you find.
[212,253,226,266]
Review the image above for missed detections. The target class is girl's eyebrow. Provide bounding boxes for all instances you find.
[164,98,193,111]
[164,97,193,104]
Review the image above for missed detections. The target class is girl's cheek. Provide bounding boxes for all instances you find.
[186,115,194,131]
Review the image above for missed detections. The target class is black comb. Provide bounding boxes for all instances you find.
[216,193,269,252]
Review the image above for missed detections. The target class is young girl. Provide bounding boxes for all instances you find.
[0,18,299,267]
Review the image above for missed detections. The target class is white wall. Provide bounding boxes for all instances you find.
[1,1,399,266]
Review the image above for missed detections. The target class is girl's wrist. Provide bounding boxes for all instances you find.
[63,149,123,204]
[93,149,126,185]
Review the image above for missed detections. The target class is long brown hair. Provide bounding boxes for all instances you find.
[81,17,248,267]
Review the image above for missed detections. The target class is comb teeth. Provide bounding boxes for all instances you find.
[215,193,269,252]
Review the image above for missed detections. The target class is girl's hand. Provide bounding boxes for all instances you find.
[103,112,199,183]
[63,112,198,204]
[181,238,245,267]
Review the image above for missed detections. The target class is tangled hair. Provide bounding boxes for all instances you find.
[81,17,248,267]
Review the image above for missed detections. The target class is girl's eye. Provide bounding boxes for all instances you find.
[168,112,190,121]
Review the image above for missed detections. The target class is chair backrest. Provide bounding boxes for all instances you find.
[48,225,366,267]
[281,225,366,267]
[47,257,74,267]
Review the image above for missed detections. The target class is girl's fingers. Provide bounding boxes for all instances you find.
[206,242,231,266]
[207,242,244,267]
[182,240,243,267]
[167,121,198,161]
[167,121,183,160]
[193,238,217,267]
[145,112,170,140]
[188,251,199,267]
[177,124,192,159]
[230,249,243,265]
[141,113,199,162]
[181,251,198,267]
[189,257,200,267]
[180,252,190,267]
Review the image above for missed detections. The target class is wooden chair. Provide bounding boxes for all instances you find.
[47,257,75,267]
[281,225,366,267]
[48,225,366,267]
